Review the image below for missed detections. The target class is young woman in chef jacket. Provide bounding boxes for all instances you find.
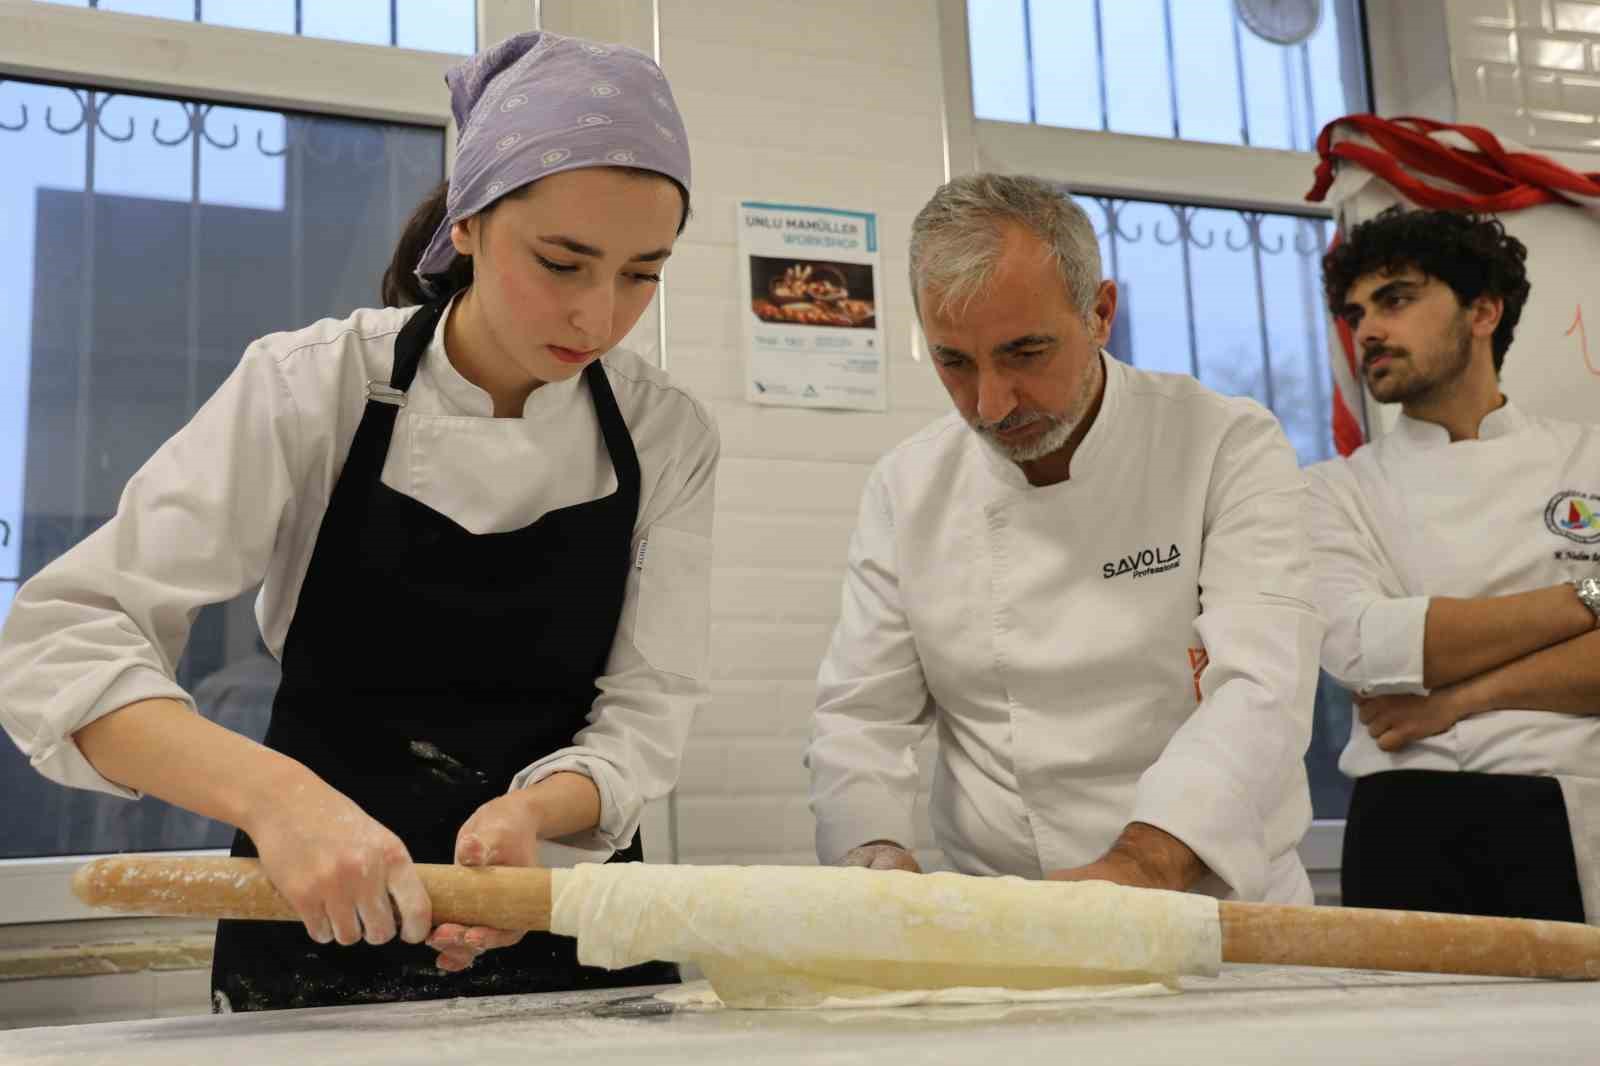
[0,31,716,1011]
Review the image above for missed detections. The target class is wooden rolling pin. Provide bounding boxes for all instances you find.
[74,856,554,935]
[74,856,1600,981]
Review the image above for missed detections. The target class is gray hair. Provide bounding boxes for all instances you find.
[908,173,1102,321]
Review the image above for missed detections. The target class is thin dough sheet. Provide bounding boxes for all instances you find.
[550,864,1220,1009]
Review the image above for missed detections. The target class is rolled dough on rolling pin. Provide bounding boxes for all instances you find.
[549,863,1219,1008]
[551,865,1600,1007]
[75,857,1600,1009]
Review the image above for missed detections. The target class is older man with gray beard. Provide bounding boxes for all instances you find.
[805,174,1323,904]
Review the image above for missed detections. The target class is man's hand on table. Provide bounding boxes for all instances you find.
[1045,822,1209,892]
[839,840,923,873]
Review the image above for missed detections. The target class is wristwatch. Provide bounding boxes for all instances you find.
[1574,576,1600,626]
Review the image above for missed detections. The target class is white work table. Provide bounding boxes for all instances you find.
[3,966,1598,1064]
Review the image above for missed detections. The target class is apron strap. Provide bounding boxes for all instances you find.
[387,298,451,394]
[343,297,452,492]
[581,360,642,500]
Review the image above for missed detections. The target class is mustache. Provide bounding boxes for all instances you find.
[976,410,1054,435]
[1363,346,1406,367]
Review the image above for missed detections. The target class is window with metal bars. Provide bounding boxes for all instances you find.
[1081,194,1337,464]
[0,75,442,858]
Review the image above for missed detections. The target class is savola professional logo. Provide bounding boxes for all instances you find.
[1103,544,1183,580]
[1547,491,1600,545]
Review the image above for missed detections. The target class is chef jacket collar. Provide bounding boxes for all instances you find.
[420,293,587,419]
[1391,395,1528,448]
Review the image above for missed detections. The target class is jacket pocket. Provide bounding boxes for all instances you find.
[632,526,712,679]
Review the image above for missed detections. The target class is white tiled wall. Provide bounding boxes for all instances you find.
[0,962,213,1031]
[0,918,217,1030]
[0,968,212,1030]
[1449,0,1600,147]
[658,0,950,868]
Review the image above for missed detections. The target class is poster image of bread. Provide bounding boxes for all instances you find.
[737,201,886,411]
[749,256,876,330]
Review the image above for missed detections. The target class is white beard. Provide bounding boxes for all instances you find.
[976,415,1079,463]
[972,352,1102,464]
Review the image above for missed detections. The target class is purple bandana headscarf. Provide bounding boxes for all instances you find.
[415,30,692,284]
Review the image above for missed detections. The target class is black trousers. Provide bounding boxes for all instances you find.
[1342,769,1585,922]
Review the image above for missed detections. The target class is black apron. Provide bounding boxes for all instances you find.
[1342,769,1585,922]
[212,296,678,1011]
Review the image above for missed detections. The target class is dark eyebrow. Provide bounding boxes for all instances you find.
[1369,278,1420,302]
[538,235,673,262]
[1341,278,1421,321]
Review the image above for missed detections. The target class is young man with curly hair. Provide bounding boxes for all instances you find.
[1308,206,1600,922]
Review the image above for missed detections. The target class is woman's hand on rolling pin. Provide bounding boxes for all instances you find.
[244,769,432,948]
[838,840,923,873]
[428,790,542,972]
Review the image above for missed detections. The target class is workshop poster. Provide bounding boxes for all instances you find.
[738,201,887,411]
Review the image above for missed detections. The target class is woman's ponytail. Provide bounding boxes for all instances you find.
[381,180,473,307]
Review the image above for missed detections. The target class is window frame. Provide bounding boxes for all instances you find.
[936,0,1397,889]
[4,1,469,126]
[0,0,536,925]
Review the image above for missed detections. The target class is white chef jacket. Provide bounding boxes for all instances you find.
[1303,401,1600,918]
[0,301,718,858]
[808,354,1322,904]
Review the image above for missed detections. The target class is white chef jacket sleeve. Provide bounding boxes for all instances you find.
[805,462,935,865]
[0,343,303,798]
[509,412,719,859]
[1129,405,1323,902]
[1302,461,1429,695]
